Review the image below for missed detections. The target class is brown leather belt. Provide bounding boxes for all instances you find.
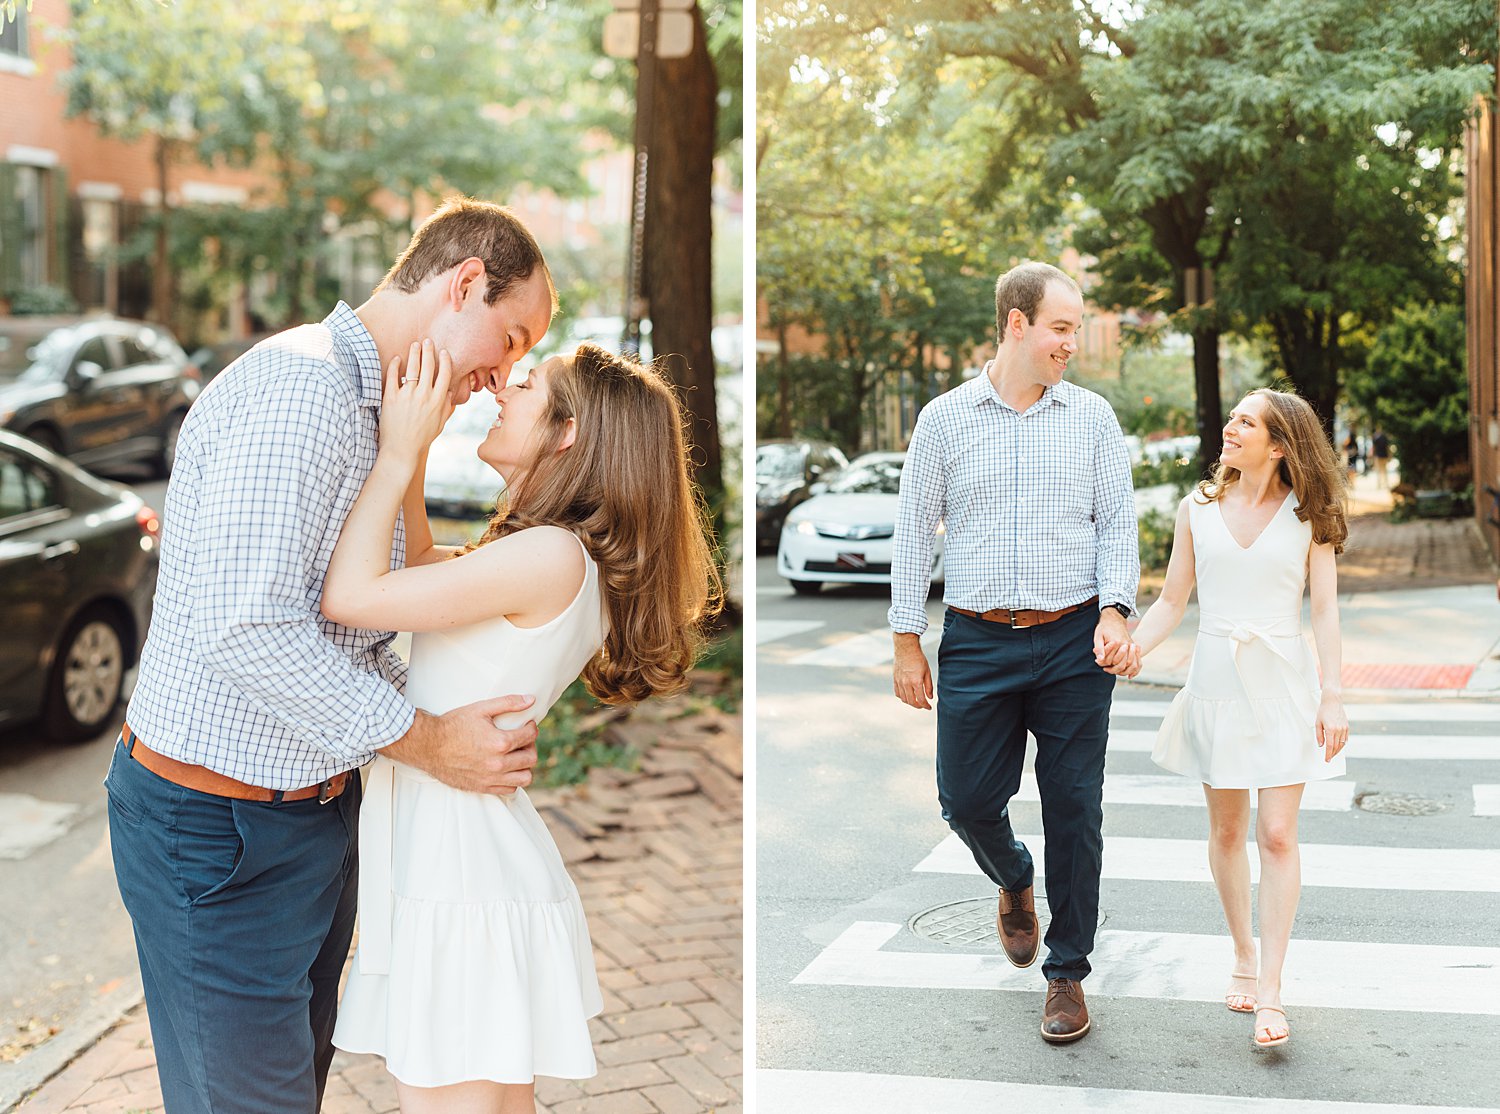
[122,723,350,805]
[950,596,1099,629]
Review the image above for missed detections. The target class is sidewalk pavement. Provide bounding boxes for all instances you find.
[11,694,743,1114]
[1134,468,1500,694]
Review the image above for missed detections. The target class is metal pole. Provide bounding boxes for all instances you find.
[622,0,659,356]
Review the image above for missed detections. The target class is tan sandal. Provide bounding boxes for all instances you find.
[1251,1005,1289,1049]
[1225,970,1257,1013]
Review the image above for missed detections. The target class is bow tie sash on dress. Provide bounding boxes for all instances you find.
[1196,612,1317,739]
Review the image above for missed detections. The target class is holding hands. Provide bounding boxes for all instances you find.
[1094,609,1142,678]
[381,339,456,462]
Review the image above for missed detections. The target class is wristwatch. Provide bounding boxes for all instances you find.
[1103,602,1131,620]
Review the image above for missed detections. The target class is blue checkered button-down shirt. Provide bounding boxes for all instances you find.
[126,303,413,789]
[888,372,1139,635]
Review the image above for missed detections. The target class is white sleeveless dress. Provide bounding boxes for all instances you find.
[1151,491,1346,789]
[332,536,607,1086]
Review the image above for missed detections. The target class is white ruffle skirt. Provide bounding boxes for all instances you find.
[1151,624,1346,789]
[332,759,601,1087]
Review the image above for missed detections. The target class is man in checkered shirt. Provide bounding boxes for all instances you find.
[105,199,556,1112]
[890,261,1140,1046]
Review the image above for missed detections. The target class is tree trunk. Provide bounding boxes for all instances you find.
[1271,310,1339,441]
[1191,320,1223,474]
[775,323,792,437]
[642,2,721,501]
[151,136,173,326]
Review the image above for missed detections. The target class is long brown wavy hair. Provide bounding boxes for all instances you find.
[1195,387,1348,554]
[461,344,722,704]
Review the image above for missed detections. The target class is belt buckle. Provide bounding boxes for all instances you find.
[1007,609,1022,629]
[317,777,338,805]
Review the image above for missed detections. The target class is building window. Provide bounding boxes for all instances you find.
[80,197,119,311]
[14,165,51,288]
[0,8,29,59]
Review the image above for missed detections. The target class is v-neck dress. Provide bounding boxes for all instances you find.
[1151,491,1345,788]
[332,534,607,1086]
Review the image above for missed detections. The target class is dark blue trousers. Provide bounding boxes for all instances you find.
[935,605,1114,982]
[105,738,360,1114]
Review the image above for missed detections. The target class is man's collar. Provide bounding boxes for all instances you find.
[971,364,1074,411]
[323,301,383,409]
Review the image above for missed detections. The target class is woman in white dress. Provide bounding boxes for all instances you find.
[320,339,719,1113]
[1127,388,1349,1051]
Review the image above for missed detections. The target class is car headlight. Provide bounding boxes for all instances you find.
[794,519,816,535]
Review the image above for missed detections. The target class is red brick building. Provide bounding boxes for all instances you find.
[0,0,266,327]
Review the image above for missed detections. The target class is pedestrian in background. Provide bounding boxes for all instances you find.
[890,261,1139,1045]
[1125,387,1350,1051]
[1343,429,1361,486]
[1371,429,1391,490]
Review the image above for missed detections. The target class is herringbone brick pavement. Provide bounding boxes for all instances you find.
[13,698,743,1114]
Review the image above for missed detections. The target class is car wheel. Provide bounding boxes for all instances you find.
[155,410,186,477]
[43,605,128,744]
[22,425,64,456]
[789,579,822,596]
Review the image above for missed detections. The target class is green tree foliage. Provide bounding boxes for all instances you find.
[758,0,1493,459]
[1346,302,1470,490]
[756,15,1048,449]
[60,0,624,327]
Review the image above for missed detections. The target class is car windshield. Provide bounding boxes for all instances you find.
[824,458,904,495]
[0,327,71,383]
[756,444,804,480]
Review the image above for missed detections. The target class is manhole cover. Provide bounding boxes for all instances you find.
[909,894,1106,947]
[1356,792,1448,816]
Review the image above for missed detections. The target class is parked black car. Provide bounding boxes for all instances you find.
[0,316,201,477]
[755,438,848,551]
[0,430,160,741]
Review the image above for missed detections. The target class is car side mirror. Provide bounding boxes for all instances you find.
[70,360,104,388]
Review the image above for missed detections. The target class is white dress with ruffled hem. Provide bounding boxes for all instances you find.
[332,539,607,1087]
[1151,492,1345,789]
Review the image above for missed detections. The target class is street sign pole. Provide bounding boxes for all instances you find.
[621,0,659,357]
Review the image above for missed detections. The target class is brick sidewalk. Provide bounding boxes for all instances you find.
[13,698,743,1114]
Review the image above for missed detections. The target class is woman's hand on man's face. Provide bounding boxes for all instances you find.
[381,339,456,460]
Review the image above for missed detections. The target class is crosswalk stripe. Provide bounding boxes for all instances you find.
[912,832,1500,892]
[755,619,825,646]
[1106,728,1500,761]
[1010,772,1354,810]
[787,631,894,667]
[1474,785,1500,816]
[756,1070,1500,1114]
[1113,699,1500,724]
[792,920,1500,1014]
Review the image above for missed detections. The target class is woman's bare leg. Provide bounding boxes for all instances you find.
[1203,785,1256,1005]
[394,1079,535,1114]
[1253,782,1306,1042]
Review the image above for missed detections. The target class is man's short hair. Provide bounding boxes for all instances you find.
[377,196,557,311]
[994,262,1080,343]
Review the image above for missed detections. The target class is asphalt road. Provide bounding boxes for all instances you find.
[0,469,167,1088]
[754,556,1500,1112]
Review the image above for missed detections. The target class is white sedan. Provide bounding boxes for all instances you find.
[776,452,945,595]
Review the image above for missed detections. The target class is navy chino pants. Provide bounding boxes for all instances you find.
[105,738,361,1114]
[935,605,1114,982]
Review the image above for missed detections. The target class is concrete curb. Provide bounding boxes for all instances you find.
[2,975,144,1113]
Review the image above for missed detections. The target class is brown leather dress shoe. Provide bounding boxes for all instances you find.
[996,885,1040,968]
[1041,978,1091,1043]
